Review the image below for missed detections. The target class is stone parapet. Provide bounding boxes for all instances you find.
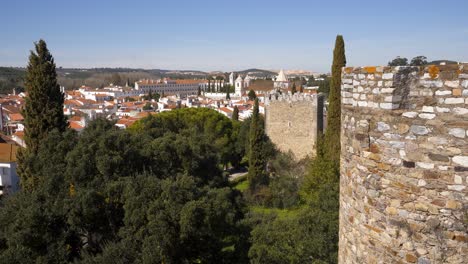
[339,64,468,263]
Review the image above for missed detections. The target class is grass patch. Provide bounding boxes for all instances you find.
[250,206,301,219]
[232,176,249,192]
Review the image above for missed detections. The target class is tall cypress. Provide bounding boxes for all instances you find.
[324,35,346,163]
[248,98,268,190]
[226,87,231,100]
[17,39,67,191]
[232,106,239,121]
[291,82,297,95]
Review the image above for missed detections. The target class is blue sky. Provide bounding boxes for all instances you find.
[1,0,467,72]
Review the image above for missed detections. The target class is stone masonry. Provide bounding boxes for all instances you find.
[265,93,323,160]
[339,65,468,263]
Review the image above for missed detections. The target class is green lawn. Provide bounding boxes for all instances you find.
[250,206,301,219]
[231,175,249,191]
[231,176,302,219]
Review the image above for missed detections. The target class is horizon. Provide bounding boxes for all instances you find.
[1,0,468,72]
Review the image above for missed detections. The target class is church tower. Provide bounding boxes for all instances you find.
[244,75,251,88]
[235,74,244,96]
[274,69,289,89]
[229,72,235,86]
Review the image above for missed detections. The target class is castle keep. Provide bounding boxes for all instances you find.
[339,65,467,263]
[265,94,323,160]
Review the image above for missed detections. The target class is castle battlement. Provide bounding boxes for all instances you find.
[265,93,321,105]
[339,64,467,263]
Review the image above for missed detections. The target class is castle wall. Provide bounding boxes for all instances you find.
[265,94,323,160]
[339,65,468,263]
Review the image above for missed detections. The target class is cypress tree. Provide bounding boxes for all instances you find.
[324,35,346,163]
[18,39,67,191]
[248,98,268,190]
[232,106,239,121]
[291,82,297,95]
[197,86,201,96]
[226,87,230,100]
[300,84,304,93]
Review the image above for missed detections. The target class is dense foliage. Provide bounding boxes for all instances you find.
[1,109,251,263]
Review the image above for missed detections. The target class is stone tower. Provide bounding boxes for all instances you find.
[265,93,324,160]
[339,65,467,263]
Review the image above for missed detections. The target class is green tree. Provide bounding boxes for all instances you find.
[307,75,315,86]
[197,85,201,96]
[248,89,257,101]
[18,39,68,191]
[324,35,346,163]
[248,98,268,191]
[410,56,427,66]
[232,106,239,121]
[110,73,122,86]
[226,86,231,100]
[299,84,304,93]
[318,78,330,95]
[291,82,297,95]
[388,56,408,66]
[143,102,152,111]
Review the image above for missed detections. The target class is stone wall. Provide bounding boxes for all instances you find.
[265,93,323,160]
[339,64,468,263]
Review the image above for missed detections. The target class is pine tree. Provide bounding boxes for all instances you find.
[232,106,239,121]
[248,98,268,190]
[291,82,297,95]
[324,35,346,164]
[17,39,67,191]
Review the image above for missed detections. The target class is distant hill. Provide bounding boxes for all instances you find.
[0,67,281,91]
[236,68,277,78]
[428,60,459,65]
[0,67,26,94]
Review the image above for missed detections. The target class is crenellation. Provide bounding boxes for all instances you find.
[339,64,468,264]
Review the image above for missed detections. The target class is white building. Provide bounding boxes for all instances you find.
[0,143,19,195]
[135,79,201,97]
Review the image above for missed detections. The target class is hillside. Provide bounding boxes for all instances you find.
[0,67,280,91]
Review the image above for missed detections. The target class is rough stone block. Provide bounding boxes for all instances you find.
[382,73,393,80]
[435,90,452,96]
[410,125,430,135]
[402,112,418,118]
[418,113,436,119]
[435,106,450,113]
[444,98,464,104]
[453,156,468,167]
[416,162,434,169]
[449,128,466,138]
[381,88,395,93]
[380,103,398,109]
[445,80,460,88]
[452,89,462,96]
[422,106,434,112]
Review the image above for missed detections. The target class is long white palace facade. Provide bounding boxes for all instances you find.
[135,79,200,96]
